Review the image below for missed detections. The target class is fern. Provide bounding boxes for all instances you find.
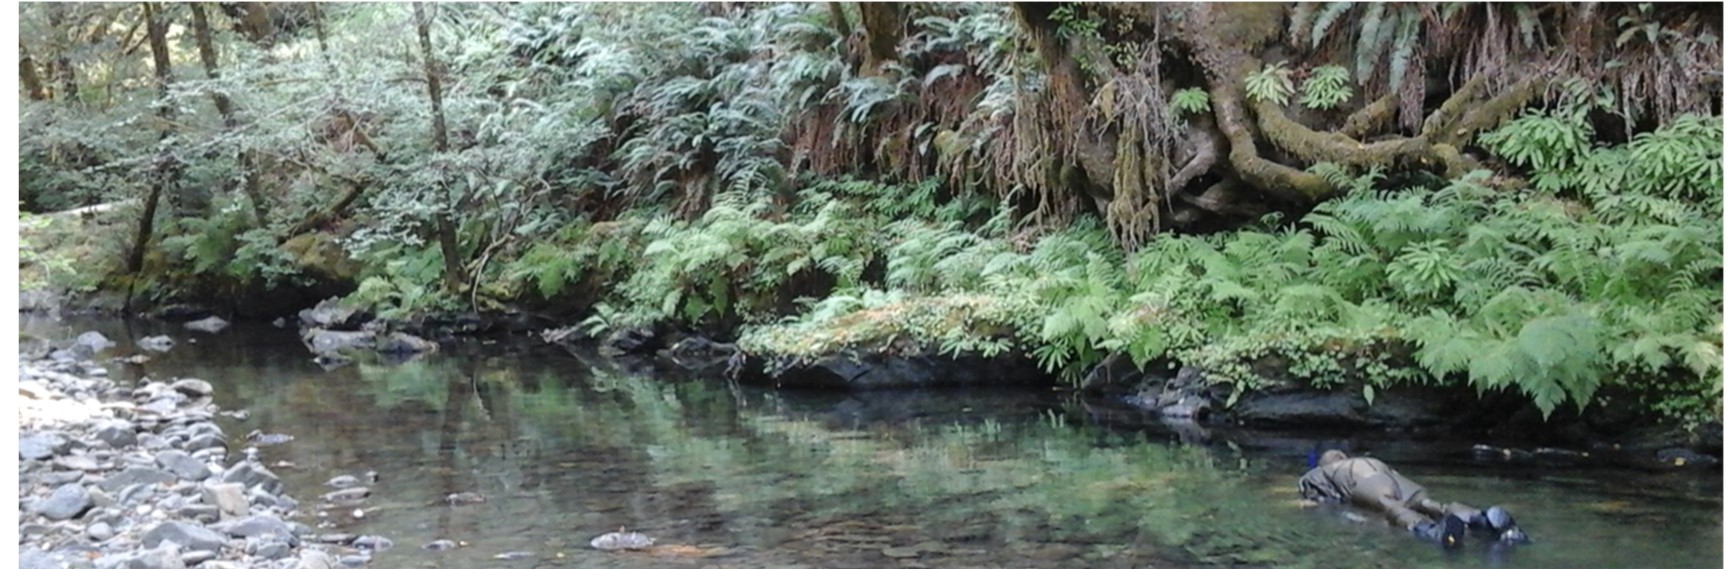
[1299,65,1352,110]
[1243,62,1296,105]
[1169,87,1210,115]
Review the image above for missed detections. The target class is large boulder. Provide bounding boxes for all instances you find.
[297,297,370,331]
[301,329,376,356]
[71,331,115,357]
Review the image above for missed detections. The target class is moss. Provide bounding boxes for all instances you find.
[281,232,362,284]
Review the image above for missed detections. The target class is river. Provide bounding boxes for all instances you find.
[21,316,1721,569]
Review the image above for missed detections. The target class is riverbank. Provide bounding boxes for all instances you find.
[17,333,381,569]
[17,315,1724,569]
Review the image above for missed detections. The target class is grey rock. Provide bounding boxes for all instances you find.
[36,483,93,520]
[117,483,156,506]
[22,432,71,460]
[36,469,85,485]
[178,551,216,566]
[183,317,230,334]
[155,450,210,482]
[293,550,336,569]
[336,555,370,568]
[88,521,115,541]
[138,336,177,353]
[142,521,229,553]
[179,505,220,524]
[214,515,297,543]
[301,330,375,356]
[320,487,370,502]
[250,539,293,560]
[352,535,392,552]
[220,462,282,495]
[201,483,250,520]
[137,434,172,451]
[55,455,103,472]
[421,540,458,551]
[298,299,370,330]
[589,530,655,551]
[324,474,366,489]
[183,434,225,453]
[168,379,214,398]
[24,548,101,569]
[74,331,117,354]
[20,523,53,538]
[88,488,117,509]
[96,544,187,569]
[98,467,177,493]
[314,534,356,544]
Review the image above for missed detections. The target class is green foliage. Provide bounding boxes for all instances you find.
[1169,88,1210,116]
[1299,65,1352,110]
[750,112,1721,422]
[1243,62,1296,106]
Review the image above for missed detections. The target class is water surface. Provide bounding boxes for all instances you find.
[23,317,1721,568]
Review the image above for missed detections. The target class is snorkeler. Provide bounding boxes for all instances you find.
[1298,449,1530,548]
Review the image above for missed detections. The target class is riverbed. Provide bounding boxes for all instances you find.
[22,316,1722,569]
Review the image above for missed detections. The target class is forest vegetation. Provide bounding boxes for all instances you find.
[17,3,1723,427]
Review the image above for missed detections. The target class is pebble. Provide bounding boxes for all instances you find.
[321,487,370,502]
[422,539,458,551]
[353,535,394,552]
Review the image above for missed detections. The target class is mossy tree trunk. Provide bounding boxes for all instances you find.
[19,42,48,101]
[191,3,269,227]
[126,2,179,276]
[414,2,467,294]
[856,2,905,76]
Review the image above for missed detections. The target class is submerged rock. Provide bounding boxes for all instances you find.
[183,316,230,334]
[589,530,654,551]
[302,329,376,356]
[138,335,177,352]
[73,331,116,355]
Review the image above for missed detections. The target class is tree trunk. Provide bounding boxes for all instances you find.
[126,2,177,275]
[19,42,48,101]
[856,2,903,76]
[191,3,269,226]
[414,2,464,293]
[46,4,79,101]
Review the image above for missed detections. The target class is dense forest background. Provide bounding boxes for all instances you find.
[17,3,1723,427]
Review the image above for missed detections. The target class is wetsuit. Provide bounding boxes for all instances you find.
[1297,455,1480,530]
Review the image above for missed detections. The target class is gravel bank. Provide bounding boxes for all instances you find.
[18,332,352,569]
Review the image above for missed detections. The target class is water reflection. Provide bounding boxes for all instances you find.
[20,317,1722,568]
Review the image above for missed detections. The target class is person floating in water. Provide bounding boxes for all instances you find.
[1298,449,1530,548]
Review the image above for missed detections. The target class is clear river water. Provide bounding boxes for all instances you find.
[21,317,1721,569]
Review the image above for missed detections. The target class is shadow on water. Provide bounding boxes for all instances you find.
[21,316,1722,569]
